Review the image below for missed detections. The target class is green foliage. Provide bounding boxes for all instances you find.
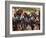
[24,8,36,13]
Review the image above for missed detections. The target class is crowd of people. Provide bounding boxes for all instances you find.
[12,8,40,31]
